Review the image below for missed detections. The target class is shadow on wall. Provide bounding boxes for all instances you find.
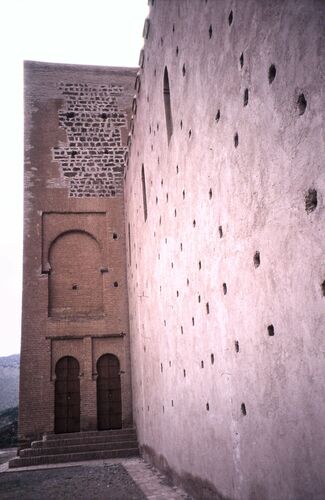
[141,445,233,500]
[247,483,268,500]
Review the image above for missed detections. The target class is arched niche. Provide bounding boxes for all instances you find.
[48,230,103,318]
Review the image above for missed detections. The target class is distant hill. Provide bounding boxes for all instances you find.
[0,407,18,447]
[0,355,20,412]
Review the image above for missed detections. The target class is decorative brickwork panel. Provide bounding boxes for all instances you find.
[53,83,128,198]
[49,231,103,318]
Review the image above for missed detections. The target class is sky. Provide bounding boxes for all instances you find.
[0,0,148,356]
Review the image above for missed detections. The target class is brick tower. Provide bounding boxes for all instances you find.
[20,61,136,444]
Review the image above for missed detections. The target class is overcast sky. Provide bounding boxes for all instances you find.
[0,0,148,356]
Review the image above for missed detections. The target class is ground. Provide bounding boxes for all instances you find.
[0,463,146,500]
[0,456,192,500]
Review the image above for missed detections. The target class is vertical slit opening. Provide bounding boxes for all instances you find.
[128,223,131,265]
[163,67,173,144]
[141,164,148,222]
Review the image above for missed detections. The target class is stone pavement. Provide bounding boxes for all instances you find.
[0,455,192,500]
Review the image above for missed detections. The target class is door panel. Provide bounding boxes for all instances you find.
[55,356,80,433]
[97,354,122,430]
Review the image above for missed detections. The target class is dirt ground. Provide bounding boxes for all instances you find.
[0,463,147,500]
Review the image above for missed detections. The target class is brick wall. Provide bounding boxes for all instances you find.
[20,62,137,441]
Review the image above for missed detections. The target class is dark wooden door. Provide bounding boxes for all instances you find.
[97,354,122,430]
[55,356,80,434]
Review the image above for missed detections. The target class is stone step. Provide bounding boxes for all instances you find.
[32,431,137,449]
[20,439,138,457]
[9,447,139,468]
[44,428,135,441]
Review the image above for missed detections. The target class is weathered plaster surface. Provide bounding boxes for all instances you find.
[125,1,325,499]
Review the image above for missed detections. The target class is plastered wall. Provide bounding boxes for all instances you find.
[125,1,325,499]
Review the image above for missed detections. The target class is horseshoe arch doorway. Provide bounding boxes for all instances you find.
[54,356,80,434]
[97,354,122,430]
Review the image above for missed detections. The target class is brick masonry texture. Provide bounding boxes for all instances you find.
[21,62,137,446]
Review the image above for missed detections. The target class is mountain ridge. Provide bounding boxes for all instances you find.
[0,354,20,412]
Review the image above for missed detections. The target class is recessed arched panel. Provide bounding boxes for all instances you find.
[54,356,80,434]
[163,67,173,144]
[97,354,122,430]
[48,231,103,318]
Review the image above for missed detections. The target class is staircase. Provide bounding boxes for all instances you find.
[9,428,139,468]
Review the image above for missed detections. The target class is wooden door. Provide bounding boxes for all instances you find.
[97,354,122,430]
[55,356,80,434]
